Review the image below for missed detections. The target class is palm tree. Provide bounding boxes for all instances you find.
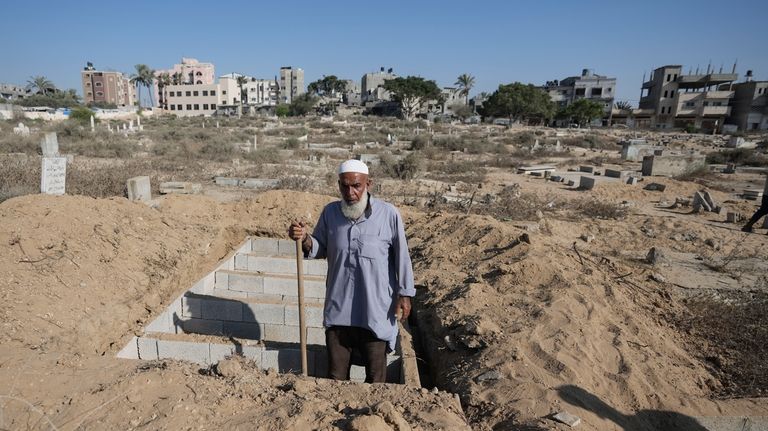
[130,64,155,107]
[157,72,171,110]
[455,73,475,106]
[171,72,183,85]
[26,76,56,95]
[614,100,632,111]
[236,74,248,118]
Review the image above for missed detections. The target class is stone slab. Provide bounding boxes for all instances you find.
[40,157,67,195]
[127,176,151,202]
[117,336,139,359]
[137,337,158,360]
[251,238,280,255]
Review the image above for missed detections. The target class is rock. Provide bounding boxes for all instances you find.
[431,387,439,394]
[649,273,666,283]
[644,183,667,192]
[347,414,393,431]
[291,378,316,395]
[475,369,502,383]
[215,358,243,378]
[372,401,412,431]
[645,247,665,265]
[580,234,595,243]
[552,411,582,427]
[705,238,722,250]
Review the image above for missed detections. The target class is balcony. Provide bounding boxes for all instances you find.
[676,73,737,89]
[701,106,730,116]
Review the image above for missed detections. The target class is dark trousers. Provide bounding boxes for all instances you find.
[325,326,387,383]
[745,197,768,228]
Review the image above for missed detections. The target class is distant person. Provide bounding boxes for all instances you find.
[288,159,415,383]
[742,192,768,234]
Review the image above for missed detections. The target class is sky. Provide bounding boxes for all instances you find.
[3,0,767,107]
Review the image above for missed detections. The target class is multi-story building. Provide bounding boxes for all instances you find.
[0,83,28,101]
[279,67,304,104]
[80,63,135,107]
[726,71,768,131]
[244,78,280,107]
[362,68,396,104]
[542,69,616,125]
[164,84,220,117]
[639,64,737,131]
[154,57,215,107]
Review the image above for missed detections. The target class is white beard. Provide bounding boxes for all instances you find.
[340,191,368,220]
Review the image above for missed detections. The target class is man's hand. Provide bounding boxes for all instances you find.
[288,221,312,253]
[395,296,412,322]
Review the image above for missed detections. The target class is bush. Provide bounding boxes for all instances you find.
[379,153,422,180]
[243,148,283,164]
[275,104,289,117]
[574,199,629,220]
[68,107,96,125]
[409,135,429,150]
[706,148,768,167]
[199,141,236,161]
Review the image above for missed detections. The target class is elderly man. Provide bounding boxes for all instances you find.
[288,159,415,383]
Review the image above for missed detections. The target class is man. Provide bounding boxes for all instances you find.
[288,159,415,383]
[742,192,768,234]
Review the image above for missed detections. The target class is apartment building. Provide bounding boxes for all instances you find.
[0,83,27,100]
[639,64,737,132]
[164,83,220,117]
[80,63,135,107]
[362,68,396,104]
[154,57,216,107]
[542,69,616,125]
[279,67,304,104]
[726,71,768,131]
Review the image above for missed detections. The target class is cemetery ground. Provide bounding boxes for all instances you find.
[1,115,768,430]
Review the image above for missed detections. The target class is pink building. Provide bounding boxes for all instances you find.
[153,57,215,108]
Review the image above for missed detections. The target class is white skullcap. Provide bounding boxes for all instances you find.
[338,159,369,175]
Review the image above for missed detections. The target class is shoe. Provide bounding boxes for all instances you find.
[742,226,753,233]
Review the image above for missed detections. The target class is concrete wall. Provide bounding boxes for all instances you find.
[642,155,707,177]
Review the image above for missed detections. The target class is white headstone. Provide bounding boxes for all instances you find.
[13,122,30,136]
[41,157,67,195]
[126,176,151,202]
[129,120,134,131]
[216,121,220,128]
[136,116,141,127]
[253,134,258,150]
[40,133,59,157]
[90,115,95,132]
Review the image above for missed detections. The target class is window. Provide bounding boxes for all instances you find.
[196,71,202,76]
[685,102,695,107]
[95,82,102,87]
[575,88,585,96]
[86,82,92,86]
[663,90,668,98]
[211,104,216,110]
[187,104,192,110]
[210,90,216,96]
[194,104,199,110]
[607,87,612,93]
[703,102,709,107]
[185,91,191,96]
[592,88,602,97]
[203,104,208,110]
[96,91,103,96]
[666,74,671,82]
[192,91,198,96]
[170,105,176,110]
[222,90,227,95]
[178,104,183,110]
[673,74,678,80]
[202,90,208,96]
[196,81,202,84]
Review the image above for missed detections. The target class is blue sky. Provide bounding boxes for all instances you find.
[3,0,767,106]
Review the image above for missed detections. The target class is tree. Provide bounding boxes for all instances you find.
[130,64,155,107]
[288,93,317,116]
[26,76,56,96]
[157,72,171,110]
[236,75,248,118]
[450,103,473,121]
[383,76,442,120]
[14,89,80,109]
[171,72,183,85]
[307,75,347,97]
[614,100,632,111]
[455,73,475,105]
[275,104,289,117]
[565,99,605,126]
[480,82,554,125]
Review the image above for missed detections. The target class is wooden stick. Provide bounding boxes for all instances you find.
[295,239,308,376]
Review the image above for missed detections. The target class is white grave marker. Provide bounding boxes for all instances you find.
[41,157,67,195]
[40,132,59,157]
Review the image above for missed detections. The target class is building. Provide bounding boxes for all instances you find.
[542,69,616,126]
[279,67,304,104]
[164,83,220,117]
[726,71,768,131]
[0,83,28,101]
[154,58,216,107]
[80,63,135,107]
[218,73,280,112]
[362,68,397,104]
[639,64,737,132]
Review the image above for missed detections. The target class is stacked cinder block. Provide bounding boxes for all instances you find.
[118,237,406,383]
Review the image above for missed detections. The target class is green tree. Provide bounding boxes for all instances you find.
[288,93,317,116]
[69,106,96,124]
[307,75,347,97]
[275,104,290,117]
[130,64,155,107]
[26,76,56,96]
[171,72,183,85]
[15,88,80,109]
[455,73,475,105]
[236,75,248,118]
[480,82,554,124]
[565,99,605,126]
[156,72,171,110]
[383,76,442,120]
[450,103,473,121]
[614,100,632,111]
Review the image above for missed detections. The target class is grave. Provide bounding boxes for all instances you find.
[579,176,596,190]
[13,122,30,136]
[517,165,555,175]
[40,132,59,157]
[127,176,152,202]
[641,155,707,177]
[356,154,380,166]
[579,166,595,174]
[159,182,202,195]
[40,157,67,195]
[605,169,632,179]
[118,237,419,384]
[620,139,655,162]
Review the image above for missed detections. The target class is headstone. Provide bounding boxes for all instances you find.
[702,191,717,210]
[13,122,30,136]
[40,157,67,195]
[129,120,134,131]
[253,135,258,151]
[216,121,220,128]
[126,176,151,202]
[724,163,736,174]
[579,166,595,174]
[90,115,95,132]
[726,212,739,223]
[579,176,596,190]
[644,183,667,192]
[626,177,639,185]
[159,182,201,195]
[692,192,712,212]
[40,133,59,157]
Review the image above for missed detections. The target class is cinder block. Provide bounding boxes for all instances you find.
[263,276,325,298]
[264,323,301,343]
[234,254,249,270]
[285,305,324,327]
[117,336,139,359]
[244,303,285,324]
[157,339,211,364]
[227,272,264,293]
[145,311,173,333]
[277,239,297,256]
[210,343,235,362]
[350,365,367,382]
[314,351,328,377]
[182,297,202,318]
[246,292,285,302]
[177,318,223,335]
[307,327,326,345]
[240,345,264,365]
[251,238,279,255]
[214,271,229,289]
[262,349,304,373]
[137,337,158,360]
[201,298,243,321]
[210,289,248,299]
[222,321,264,340]
[303,259,328,277]
[249,256,295,274]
